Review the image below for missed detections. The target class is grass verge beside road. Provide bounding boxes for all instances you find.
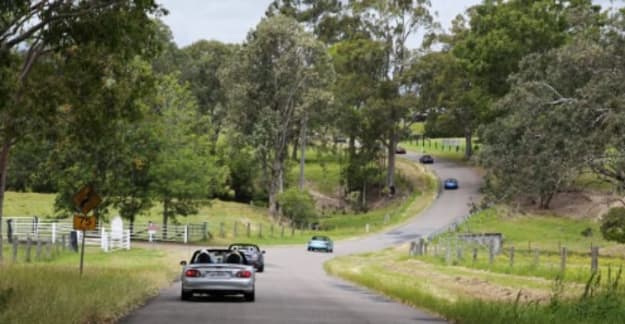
[326,245,625,324]
[325,206,625,323]
[0,247,184,324]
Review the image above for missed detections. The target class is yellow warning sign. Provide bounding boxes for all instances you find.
[73,215,97,231]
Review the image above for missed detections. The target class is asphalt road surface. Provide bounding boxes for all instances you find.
[121,153,481,324]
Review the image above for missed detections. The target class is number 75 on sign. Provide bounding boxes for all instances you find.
[73,214,97,231]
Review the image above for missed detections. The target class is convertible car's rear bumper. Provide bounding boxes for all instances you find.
[182,278,255,293]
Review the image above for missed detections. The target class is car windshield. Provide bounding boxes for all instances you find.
[312,236,327,241]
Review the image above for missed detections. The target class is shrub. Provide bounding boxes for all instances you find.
[278,188,317,224]
[600,207,625,243]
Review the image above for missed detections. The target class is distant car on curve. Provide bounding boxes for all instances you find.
[229,243,266,272]
[180,248,256,302]
[443,178,459,190]
[395,146,407,154]
[308,236,333,252]
[419,155,434,164]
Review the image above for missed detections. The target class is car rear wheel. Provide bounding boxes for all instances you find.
[181,289,192,301]
[257,265,264,272]
[244,290,255,302]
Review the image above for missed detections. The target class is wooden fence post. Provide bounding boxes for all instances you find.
[46,239,52,260]
[246,223,251,237]
[12,235,18,263]
[560,247,567,273]
[26,235,32,263]
[509,246,515,268]
[533,248,539,267]
[291,226,295,237]
[472,247,478,264]
[488,244,495,267]
[591,247,599,273]
[62,234,66,251]
[270,224,274,238]
[36,238,42,260]
[220,222,225,238]
[258,224,263,238]
[410,241,418,256]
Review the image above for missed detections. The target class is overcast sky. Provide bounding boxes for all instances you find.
[157,0,619,48]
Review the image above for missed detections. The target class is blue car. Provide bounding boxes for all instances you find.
[307,236,333,253]
[443,178,459,190]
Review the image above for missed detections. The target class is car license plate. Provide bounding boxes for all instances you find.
[206,271,229,278]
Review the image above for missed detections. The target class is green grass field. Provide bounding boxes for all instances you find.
[400,137,471,162]
[0,246,184,324]
[326,246,625,324]
[325,206,625,323]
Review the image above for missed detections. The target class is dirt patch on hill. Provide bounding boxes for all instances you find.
[522,191,624,220]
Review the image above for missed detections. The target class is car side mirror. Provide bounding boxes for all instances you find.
[262,250,266,254]
[180,260,187,266]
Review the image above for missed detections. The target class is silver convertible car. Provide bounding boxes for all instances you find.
[180,249,256,302]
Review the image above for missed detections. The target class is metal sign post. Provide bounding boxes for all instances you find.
[80,230,86,276]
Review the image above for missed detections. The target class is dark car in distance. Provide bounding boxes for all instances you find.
[229,243,266,272]
[419,154,434,164]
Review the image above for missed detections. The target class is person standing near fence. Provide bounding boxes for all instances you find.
[148,221,159,243]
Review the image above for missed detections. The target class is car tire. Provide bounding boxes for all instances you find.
[181,289,192,301]
[257,265,264,272]
[244,290,255,302]
[328,249,333,253]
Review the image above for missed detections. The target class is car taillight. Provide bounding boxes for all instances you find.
[236,270,252,278]
[185,269,200,277]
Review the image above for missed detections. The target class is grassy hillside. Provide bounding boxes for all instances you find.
[2,150,436,246]
[326,207,625,323]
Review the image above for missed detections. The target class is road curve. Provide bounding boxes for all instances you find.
[121,153,481,324]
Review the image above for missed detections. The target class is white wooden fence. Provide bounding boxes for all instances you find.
[5,217,208,251]
[6,217,130,252]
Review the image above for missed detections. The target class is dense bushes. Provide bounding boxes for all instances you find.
[277,188,317,224]
[600,207,625,243]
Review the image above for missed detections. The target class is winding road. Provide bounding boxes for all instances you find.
[121,153,481,324]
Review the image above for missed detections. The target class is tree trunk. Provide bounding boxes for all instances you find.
[129,218,135,236]
[268,160,283,217]
[539,193,553,209]
[292,137,299,161]
[464,127,473,160]
[386,132,397,194]
[298,115,307,190]
[162,199,169,240]
[0,140,10,262]
[361,180,367,210]
[348,135,356,157]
